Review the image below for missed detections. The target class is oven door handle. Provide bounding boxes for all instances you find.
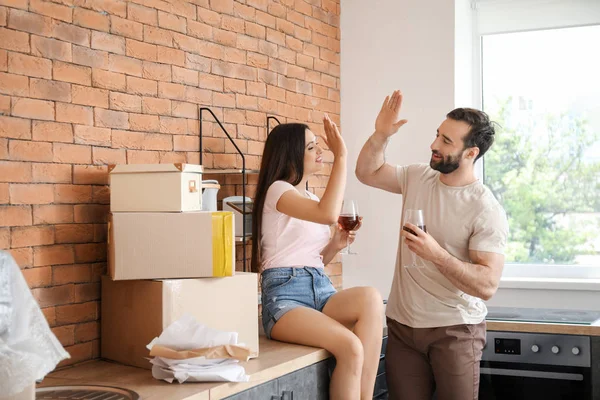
[480,367,584,381]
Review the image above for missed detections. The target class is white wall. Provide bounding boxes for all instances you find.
[454,0,476,107]
[340,0,457,299]
[341,0,600,311]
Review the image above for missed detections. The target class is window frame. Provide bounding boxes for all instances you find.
[470,0,600,279]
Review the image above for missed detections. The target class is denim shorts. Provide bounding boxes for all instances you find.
[261,267,337,339]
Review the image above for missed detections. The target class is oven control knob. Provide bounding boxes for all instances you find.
[572,347,580,355]
[552,346,560,354]
[531,345,539,353]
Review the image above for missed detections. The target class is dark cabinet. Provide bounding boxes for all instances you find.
[374,335,388,399]
[224,360,330,400]
[225,334,388,399]
[224,379,278,400]
[277,360,330,400]
[592,336,600,400]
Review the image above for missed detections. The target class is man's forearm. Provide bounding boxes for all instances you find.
[356,132,389,179]
[432,250,498,301]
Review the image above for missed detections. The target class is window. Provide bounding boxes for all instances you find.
[473,1,600,274]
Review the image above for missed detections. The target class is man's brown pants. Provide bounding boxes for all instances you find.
[385,317,486,400]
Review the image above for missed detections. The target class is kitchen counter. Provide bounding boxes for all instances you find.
[484,306,600,336]
[487,320,600,336]
[37,320,599,399]
[38,336,332,400]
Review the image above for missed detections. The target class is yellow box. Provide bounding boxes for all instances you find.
[109,211,234,280]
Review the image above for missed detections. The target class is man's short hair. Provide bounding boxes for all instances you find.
[447,108,496,161]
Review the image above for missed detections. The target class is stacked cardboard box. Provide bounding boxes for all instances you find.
[101,163,259,370]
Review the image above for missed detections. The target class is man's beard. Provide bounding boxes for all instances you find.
[430,152,460,174]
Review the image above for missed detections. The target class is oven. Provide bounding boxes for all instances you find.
[479,331,592,400]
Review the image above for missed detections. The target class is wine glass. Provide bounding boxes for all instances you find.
[338,200,360,255]
[403,209,426,268]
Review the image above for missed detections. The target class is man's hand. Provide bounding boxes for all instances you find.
[402,223,505,300]
[375,90,408,138]
[401,222,445,262]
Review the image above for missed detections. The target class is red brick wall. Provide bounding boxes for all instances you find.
[0,0,340,366]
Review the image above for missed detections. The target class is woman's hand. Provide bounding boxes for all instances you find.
[331,217,363,252]
[321,114,347,159]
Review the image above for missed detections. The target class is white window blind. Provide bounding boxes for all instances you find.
[473,0,600,34]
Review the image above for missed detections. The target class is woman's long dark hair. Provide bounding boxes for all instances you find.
[251,123,309,273]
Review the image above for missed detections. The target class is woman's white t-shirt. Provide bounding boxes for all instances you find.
[260,181,331,270]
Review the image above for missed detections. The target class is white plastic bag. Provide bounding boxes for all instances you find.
[146,313,238,351]
[0,251,70,396]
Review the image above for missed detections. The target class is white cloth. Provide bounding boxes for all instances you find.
[260,181,331,270]
[146,314,249,383]
[0,251,70,396]
[150,357,247,383]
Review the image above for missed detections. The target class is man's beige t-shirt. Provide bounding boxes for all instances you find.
[386,164,509,328]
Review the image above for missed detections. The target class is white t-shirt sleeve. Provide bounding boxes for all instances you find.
[469,204,509,255]
[264,181,296,213]
[397,164,429,194]
[395,165,409,194]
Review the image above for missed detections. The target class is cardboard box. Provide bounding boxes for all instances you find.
[109,163,204,212]
[108,211,234,280]
[101,273,259,370]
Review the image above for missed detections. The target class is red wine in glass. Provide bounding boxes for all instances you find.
[402,225,427,236]
[339,200,359,255]
[403,209,425,268]
[339,215,360,231]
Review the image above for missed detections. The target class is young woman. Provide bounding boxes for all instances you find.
[251,115,384,400]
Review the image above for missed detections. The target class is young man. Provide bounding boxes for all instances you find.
[356,90,509,400]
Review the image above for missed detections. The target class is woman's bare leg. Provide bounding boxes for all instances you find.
[322,287,384,400]
[271,307,364,400]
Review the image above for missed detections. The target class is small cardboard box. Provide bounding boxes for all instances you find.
[108,211,234,280]
[101,273,259,370]
[109,163,204,212]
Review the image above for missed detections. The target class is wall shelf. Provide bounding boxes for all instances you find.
[199,109,282,272]
[199,107,251,272]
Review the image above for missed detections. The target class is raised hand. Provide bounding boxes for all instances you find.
[321,114,347,159]
[375,90,408,138]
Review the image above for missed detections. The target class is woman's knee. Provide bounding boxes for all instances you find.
[329,331,364,366]
[359,286,384,315]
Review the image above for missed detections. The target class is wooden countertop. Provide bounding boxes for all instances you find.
[38,336,331,400]
[36,321,599,400]
[486,320,600,336]
[385,317,600,337]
